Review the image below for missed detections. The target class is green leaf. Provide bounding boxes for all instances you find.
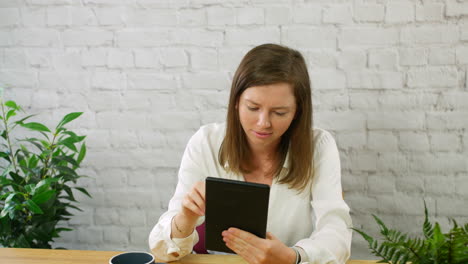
[56,112,83,130]
[32,189,56,204]
[77,143,86,165]
[25,199,44,214]
[75,187,91,198]
[52,155,79,167]
[373,214,389,235]
[6,109,16,121]
[20,122,51,133]
[5,100,19,110]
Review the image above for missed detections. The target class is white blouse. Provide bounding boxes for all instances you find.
[149,123,352,264]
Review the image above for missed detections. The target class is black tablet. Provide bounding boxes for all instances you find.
[205,177,270,253]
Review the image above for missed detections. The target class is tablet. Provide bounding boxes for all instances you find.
[205,177,270,253]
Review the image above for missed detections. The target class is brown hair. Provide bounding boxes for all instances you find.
[218,43,314,192]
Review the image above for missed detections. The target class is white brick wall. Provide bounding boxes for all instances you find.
[1,0,467,260]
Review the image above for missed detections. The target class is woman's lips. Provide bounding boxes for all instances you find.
[252,130,272,138]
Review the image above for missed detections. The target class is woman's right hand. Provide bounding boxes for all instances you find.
[180,180,206,221]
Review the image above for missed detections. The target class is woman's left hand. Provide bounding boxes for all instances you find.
[222,228,296,264]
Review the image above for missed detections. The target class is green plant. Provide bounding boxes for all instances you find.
[353,202,468,264]
[0,99,91,248]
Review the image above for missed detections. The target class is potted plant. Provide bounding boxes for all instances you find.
[353,202,468,264]
[0,98,91,248]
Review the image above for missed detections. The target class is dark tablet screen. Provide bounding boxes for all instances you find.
[205,177,270,253]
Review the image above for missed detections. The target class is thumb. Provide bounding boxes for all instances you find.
[266,232,279,241]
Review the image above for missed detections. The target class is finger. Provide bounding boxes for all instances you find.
[266,232,279,241]
[182,196,204,216]
[188,189,205,214]
[223,234,259,263]
[227,228,263,247]
[193,182,206,212]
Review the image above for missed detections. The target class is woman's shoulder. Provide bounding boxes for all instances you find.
[312,127,337,150]
[189,122,226,146]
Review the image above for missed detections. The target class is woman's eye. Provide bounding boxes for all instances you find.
[247,106,259,111]
[275,112,287,116]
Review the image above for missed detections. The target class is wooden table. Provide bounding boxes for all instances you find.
[0,248,378,264]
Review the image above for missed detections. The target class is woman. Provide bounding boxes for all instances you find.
[149,44,352,264]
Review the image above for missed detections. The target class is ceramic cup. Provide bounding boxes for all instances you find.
[109,251,156,264]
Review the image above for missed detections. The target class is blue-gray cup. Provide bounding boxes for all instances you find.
[109,251,156,264]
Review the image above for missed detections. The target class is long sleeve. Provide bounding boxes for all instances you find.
[148,127,209,262]
[295,130,353,264]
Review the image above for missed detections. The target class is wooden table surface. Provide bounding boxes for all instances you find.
[0,248,378,264]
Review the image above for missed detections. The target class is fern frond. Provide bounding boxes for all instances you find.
[423,200,434,239]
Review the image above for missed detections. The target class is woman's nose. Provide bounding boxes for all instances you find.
[257,111,271,128]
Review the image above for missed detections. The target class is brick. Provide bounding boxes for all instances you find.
[129,226,150,246]
[47,6,71,26]
[21,7,46,26]
[292,5,321,24]
[310,70,346,90]
[171,28,223,47]
[95,112,147,131]
[461,26,468,41]
[376,195,433,216]
[399,132,430,152]
[456,46,468,64]
[446,0,468,17]
[401,26,459,44]
[345,193,378,214]
[0,70,37,88]
[347,152,378,172]
[95,168,127,187]
[410,153,467,173]
[308,50,337,69]
[368,49,398,70]
[127,8,177,26]
[314,111,366,131]
[282,27,336,49]
[31,90,59,109]
[109,130,139,149]
[430,132,461,152]
[407,67,458,88]
[13,29,60,47]
[438,92,468,110]
[3,48,26,69]
[127,169,154,186]
[368,111,424,130]
[117,29,169,47]
[218,47,250,71]
[84,0,133,4]
[102,226,129,244]
[81,48,107,67]
[148,94,177,111]
[354,4,384,22]
[0,0,21,7]
[0,8,20,26]
[226,27,280,46]
[323,4,352,24]
[2,87,32,108]
[28,0,72,4]
[63,30,113,46]
[429,48,455,65]
[399,48,427,66]
[379,93,438,111]
[427,112,468,130]
[395,175,424,194]
[133,49,161,69]
[312,91,348,111]
[337,49,366,70]
[349,92,379,110]
[368,175,395,195]
[377,153,409,174]
[336,132,366,151]
[160,48,188,67]
[92,71,125,90]
[127,73,177,91]
[265,6,291,25]
[52,49,82,70]
[385,2,414,23]
[455,175,468,197]
[25,48,51,68]
[107,49,134,68]
[339,28,399,48]
[189,48,217,70]
[178,8,205,26]
[436,197,468,216]
[182,72,230,91]
[77,227,103,245]
[83,129,110,149]
[368,131,398,151]
[150,111,201,131]
[206,7,235,25]
[416,3,444,21]
[121,91,153,110]
[201,110,225,124]
[38,71,90,92]
[71,7,97,26]
[95,7,126,26]
[347,71,403,89]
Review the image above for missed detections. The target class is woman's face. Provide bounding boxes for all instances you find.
[237,82,297,151]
